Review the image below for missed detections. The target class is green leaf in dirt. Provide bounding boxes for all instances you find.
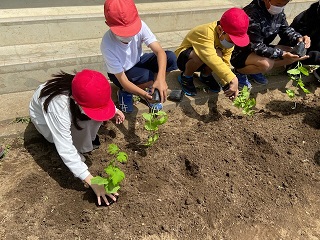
[91,144,128,194]
[286,61,311,102]
[287,69,300,75]
[233,86,256,116]
[116,151,128,163]
[107,143,119,155]
[91,176,109,185]
[142,112,152,121]
[298,66,309,76]
[105,184,120,194]
[144,122,159,131]
[105,165,125,185]
[286,89,295,99]
[143,110,168,146]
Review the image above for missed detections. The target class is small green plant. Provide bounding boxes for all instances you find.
[132,95,141,104]
[91,144,128,194]
[11,116,31,124]
[142,110,168,146]
[286,61,310,108]
[233,86,256,116]
[1,145,11,159]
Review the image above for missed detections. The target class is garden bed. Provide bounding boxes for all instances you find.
[0,85,320,239]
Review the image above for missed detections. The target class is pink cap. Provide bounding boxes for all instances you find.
[220,8,250,47]
[104,0,142,37]
[72,69,116,121]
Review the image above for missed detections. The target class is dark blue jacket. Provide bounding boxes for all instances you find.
[233,0,302,59]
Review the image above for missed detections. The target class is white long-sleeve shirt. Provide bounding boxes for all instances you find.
[29,84,90,180]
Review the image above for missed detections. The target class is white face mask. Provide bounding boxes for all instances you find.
[219,32,235,49]
[267,3,284,15]
[115,35,133,43]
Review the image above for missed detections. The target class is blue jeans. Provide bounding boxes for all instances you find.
[108,51,178,88]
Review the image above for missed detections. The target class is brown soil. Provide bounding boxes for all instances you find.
[1,84,320,240]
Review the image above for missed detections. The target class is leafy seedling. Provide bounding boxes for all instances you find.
[286,61,310,109]
[91,143,128,194]
[233,86,256,116]
[132,95,141,105]
[11,116,31,124]
[142,109,168,146]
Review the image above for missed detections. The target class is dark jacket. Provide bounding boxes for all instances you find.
[233,0,302,59]
[282,2,320,52]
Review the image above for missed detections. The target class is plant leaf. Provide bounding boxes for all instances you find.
[117,151,128,163]
[145,122,158,131]
[298,66,309,76]
[105,184,120,194]
[105,165,125,185]
[91,176,109,185]
[156,111,167,117]
[299,85,310,94]
[107,143,119,155]
[287,69,300,75]
[142,113,152,121]
[286,89,295,99]
[153,134,159,143]
[156,116,168,125]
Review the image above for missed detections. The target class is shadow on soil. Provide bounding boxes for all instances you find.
[23,122,88,192]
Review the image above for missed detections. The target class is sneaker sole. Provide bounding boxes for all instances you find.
[178,76,197,96]
[252,79,268,85]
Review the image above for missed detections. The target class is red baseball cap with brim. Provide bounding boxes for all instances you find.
[104,0,142,37]
[72,69,116,122]
[220,8,250,47]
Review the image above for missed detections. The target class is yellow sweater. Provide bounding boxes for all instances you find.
[175,21,235,86]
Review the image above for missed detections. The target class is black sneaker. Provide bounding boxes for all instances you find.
[178,73,197,96]
[199,73,221,92]
[92,135,100,150]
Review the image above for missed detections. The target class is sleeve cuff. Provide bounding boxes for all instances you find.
[78,170,90,181]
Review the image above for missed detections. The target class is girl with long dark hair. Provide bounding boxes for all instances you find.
[30,69,125,205]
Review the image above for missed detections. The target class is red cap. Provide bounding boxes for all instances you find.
[72,69,116,122]
[104,0,142,37]
[220,8,250,47]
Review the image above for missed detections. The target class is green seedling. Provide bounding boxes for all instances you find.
[1,145,11,159]
[142,110,168,146]
[91,143,128,194]
[132,95,141,104]
[233,86,256,116]
[286,61,310,109]
[11,116,31,124]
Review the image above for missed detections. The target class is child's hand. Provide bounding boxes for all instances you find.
[115,109,125,124]
[85,174,119,206]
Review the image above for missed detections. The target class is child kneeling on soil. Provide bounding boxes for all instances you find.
[175,8,250,100]
[29,69,125,206]
[101,0,178,113]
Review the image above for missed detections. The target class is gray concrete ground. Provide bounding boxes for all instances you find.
[0,0,250,9]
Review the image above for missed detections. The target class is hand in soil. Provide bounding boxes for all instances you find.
[85,174,119,206]
[91,183,119,206]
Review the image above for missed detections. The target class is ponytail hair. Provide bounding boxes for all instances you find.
[39,71,90,130]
